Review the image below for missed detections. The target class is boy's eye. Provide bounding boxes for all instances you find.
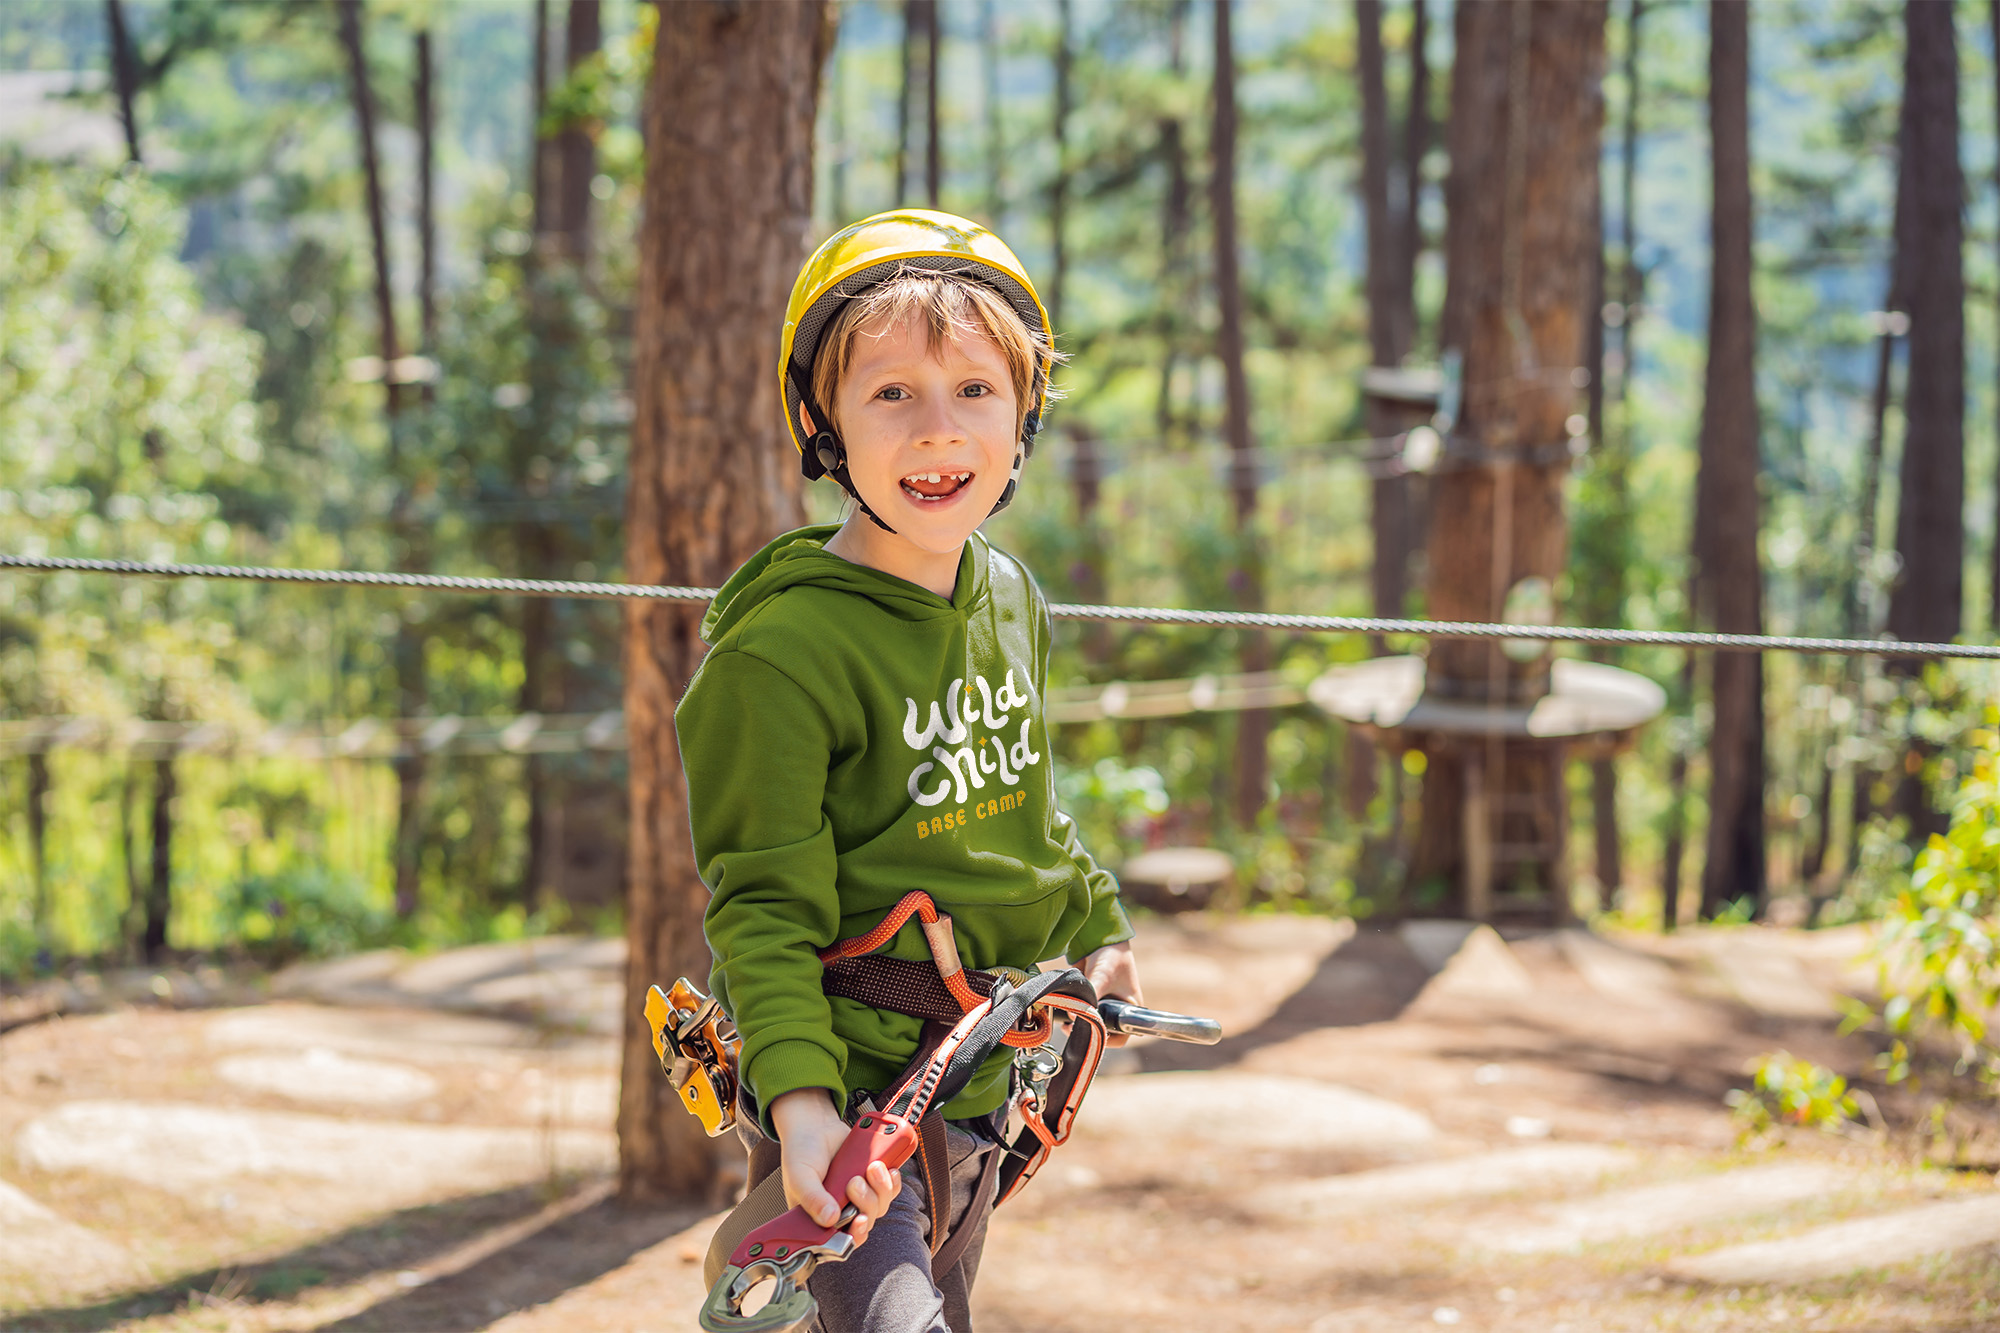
[961,384,989,398]
[876,386,908,401]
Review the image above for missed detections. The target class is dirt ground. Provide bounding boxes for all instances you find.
[4,915,1999,1333]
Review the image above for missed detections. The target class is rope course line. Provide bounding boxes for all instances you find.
[5,552,1999,661]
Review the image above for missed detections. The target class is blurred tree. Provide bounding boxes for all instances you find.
[1050,0,1074,332]
[105,0,142,164]
[1575,0,1646,907]
[922,0,940,208]
[1213,0,1267,830]
[558,0,602,264]
[1412,0,1605,915]
[339,0,427,919]
[620,0,824,1203]
[1695,0,1764,920]
[1884,0,1963,845]
[982,0,1004,223]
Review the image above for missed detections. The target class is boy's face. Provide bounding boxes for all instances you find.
[822,310,1021,558]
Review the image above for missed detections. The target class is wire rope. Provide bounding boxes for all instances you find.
[3,552,1998,660]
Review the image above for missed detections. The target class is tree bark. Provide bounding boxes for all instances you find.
[1410,0,1605,913]
[1213,0,1268,829]
[622,0,824,1204]
[105,0,142,165]
[1695,0,1765,920]
[1885,0,1964,658]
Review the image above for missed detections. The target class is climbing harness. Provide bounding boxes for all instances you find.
[642,890,1220,1333]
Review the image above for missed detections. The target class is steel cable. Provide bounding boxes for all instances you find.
[4,552,1998,660]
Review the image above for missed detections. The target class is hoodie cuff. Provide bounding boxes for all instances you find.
[1066,890,1135,964]
[746,1039,848,1139]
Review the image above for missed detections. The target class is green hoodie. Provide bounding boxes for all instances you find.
[677,524,1131,1132]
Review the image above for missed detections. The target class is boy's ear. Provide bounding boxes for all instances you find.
[798,401,816,437]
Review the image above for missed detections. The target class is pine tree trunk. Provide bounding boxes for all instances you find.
[1992,0,2000,634]
[1411,0,1606,912]
[982,0,1004,222]
[1213,0,1268,829]
[340,0,427,919]
[27,752,48,937]
[105,0,142,165]
[1155,0,1191,441]
[532,0,552,236]
[621,0,825,1204]
[1358,0,1414,641]
[1049,0,1073,332]
[1885,0,1964,656]
[1398,0,1429,325]
[560,0,602,263]
[143,749,175,962]
[897,0,916,205]
[1695,0,1765,920]
[922,0,941,208]
[1885,0,1963,845]
[416,27,438,407]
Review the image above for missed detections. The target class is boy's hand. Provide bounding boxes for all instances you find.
[768,1088,900,1248]
[1078,940,1143,1047]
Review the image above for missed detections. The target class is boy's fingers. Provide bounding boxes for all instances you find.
[787,1167,841,1226]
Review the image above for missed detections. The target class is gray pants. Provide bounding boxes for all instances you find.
[736,1110,1002,1333]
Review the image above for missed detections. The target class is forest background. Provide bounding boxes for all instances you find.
[2,0,1998,982]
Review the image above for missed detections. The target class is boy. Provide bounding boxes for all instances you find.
[675,210,1142,1333]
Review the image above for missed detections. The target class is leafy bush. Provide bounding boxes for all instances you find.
[1863,728,2000,1102]
[1734,726,2000,1153]
[1727,1051,1861,1141]
[1055,755,1171,868]
[231,866,389,961]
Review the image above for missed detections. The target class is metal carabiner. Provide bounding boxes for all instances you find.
[698,1211,857,1333]
[698,1113,919,1332]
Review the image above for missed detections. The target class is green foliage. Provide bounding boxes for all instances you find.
[1727,1050,1861,1142]
[230,865,388,962]
[1864,727,2000,1095]
[1816,814,1915,926]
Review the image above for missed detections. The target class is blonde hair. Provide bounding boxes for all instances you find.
[811,267,1063,440]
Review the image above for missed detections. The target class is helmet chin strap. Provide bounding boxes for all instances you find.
[811,429,899,535]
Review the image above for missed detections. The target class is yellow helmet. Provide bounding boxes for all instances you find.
[779,209,1054,528]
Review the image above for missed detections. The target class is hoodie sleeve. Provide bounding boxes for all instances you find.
[1032,590,1134,962]
[677,647,847,1133]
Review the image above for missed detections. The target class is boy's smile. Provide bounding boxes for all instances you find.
[815,308,1022,597]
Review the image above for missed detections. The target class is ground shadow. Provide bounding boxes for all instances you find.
[1138,924,1434,1074]
[314,1193,703,1333]
[4,1178,700,1333]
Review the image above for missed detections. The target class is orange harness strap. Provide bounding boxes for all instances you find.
[818,891,1049,1048]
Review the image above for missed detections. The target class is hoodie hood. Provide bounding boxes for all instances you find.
[701,524,989,645]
